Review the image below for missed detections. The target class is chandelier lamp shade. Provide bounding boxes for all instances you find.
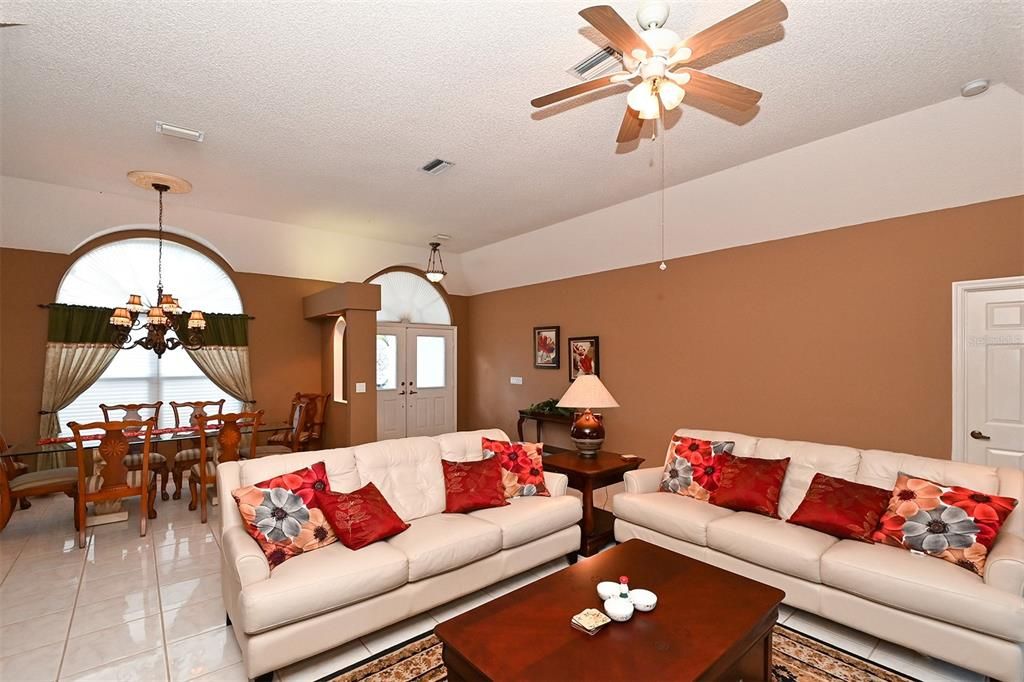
[110,171,206,358]
[425,241,447,283]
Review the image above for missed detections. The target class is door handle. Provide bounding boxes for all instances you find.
[970,430,991,441]
[398,391,406,396]
[408,390,418,395]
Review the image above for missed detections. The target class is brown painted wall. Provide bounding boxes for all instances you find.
[0,247,333,449]
[461,197,1024,463]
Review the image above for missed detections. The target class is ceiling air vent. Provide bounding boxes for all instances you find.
[567,44,620,81]
[420,159,454,175]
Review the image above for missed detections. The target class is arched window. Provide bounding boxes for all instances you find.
[367,270,451,325]
[56,237,244,432]
[332,316,346,402]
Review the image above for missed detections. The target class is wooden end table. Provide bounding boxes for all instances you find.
[516,409,572,442]
[542,447,643,557]
[435,539,785,682]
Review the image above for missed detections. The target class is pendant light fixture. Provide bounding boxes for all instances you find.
[108,171,206,358]
[425,241,447,283]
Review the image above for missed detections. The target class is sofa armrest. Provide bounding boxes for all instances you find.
[623,467,663,494]
[544,471,569,497]
[222,525,271,588]
[985,533,1024,597]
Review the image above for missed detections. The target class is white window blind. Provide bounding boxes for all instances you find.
[56,238,244,434]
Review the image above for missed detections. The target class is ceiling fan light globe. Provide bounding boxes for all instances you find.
[425,272,445,283]
[637,103,661,120]
[668,46,693,66]
[626,79,658,113]
[658,79,685,110]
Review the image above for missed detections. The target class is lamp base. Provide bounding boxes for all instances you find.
[570,409,605,458]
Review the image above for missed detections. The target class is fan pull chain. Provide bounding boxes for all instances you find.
[658,100,667,271]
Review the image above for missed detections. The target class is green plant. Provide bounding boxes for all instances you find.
[525,398,573,417]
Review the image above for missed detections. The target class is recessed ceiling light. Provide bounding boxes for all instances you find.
[155,121,205,142]
[432,233,452,241]
[960,79,989,98]
[419,159,454,175]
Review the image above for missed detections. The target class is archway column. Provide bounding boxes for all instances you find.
[304,282,381,447]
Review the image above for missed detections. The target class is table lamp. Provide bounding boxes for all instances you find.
[556,374,620,457]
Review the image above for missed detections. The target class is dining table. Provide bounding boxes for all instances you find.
[3,424,281,525]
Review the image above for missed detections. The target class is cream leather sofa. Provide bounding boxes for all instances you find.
[216,429,582,681]
[613,429,1024,681]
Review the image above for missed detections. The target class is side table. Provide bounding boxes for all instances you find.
[542,447,644,557]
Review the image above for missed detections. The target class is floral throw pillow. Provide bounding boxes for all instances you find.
[481,437,549,498]
[872,472,1018,575]
[659,436,735,501]
[232,485,336,569]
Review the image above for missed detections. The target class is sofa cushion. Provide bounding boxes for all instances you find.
[787,473,892,543]
[469,495,582,548]
[706,512,838,582]
[387,513,502,581]
[613,492,734,546]
[442,458,508,513]
[315,483,410,550]
[658,435,734,500]
[434,429,509,462]
[352,437,446,521]
[238,541,409,634]
[856,449,1001,494]
[820,539,1024,641]
[231,485,338,568]
[753,439,862,519]
[239,447,362,493]
[482,437,549,498]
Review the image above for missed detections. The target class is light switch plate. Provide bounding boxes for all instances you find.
[510,376,523,385]
[355,382,367,393]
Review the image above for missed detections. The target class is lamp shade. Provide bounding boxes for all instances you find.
[556,374,620,409]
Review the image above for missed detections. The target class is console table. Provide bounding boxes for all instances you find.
[516,409,572,442]
[542,446,644,557]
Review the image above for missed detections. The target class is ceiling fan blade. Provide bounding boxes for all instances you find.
[679,0,788,63]
[531,74,621,108]
[579,5,650,58]
[616,106,643,143]
[678,69,762,110]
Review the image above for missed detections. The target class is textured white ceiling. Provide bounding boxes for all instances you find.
[2,0,1021,252]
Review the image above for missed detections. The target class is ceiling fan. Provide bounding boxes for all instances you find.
[531,0,788,142]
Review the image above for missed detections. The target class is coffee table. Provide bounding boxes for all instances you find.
[434,539,785,681]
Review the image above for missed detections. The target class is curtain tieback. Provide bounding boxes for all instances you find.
[38,409,60,415]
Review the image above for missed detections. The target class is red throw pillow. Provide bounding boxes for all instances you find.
[442,458,509,513]
[659,435,735,501]
[709,454,790,518]
[314,483,410,550]
[787,473,892,542]
[231,462,337,569]
[872,472,1018,575]
[481,437,549,498]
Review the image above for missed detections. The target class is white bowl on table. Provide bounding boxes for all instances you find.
[629,589,657,612]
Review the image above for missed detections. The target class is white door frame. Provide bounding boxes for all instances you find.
[951,274,1024,462]
[376,322,458,437]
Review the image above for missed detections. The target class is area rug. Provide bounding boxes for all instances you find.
[321,624,917,682]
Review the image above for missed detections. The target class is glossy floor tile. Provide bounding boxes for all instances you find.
[0,492,989,682]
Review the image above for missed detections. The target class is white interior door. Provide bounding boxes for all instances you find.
[376,326,406,441]
[962,283,1024,469]
[406,327,456,437]
[376,324,457,440]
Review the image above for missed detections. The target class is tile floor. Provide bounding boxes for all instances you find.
[0,493,985,682]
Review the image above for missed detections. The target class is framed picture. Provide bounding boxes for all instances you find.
[568,336,600,381]
[533,326,560,369]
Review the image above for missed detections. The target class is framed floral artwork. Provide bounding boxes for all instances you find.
[568,336,599,381]
[533,326,559,369]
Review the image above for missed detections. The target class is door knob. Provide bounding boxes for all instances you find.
[970,430,991,441]
[398,391,406,396]
[408,390,418,395]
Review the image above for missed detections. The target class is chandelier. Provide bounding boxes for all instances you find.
[108,171,206,358]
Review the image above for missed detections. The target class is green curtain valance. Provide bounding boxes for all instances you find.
[179,312,249,346]
[46,304,114,344]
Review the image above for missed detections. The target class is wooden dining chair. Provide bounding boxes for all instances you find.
[264,392,330,451]
[255,397,311,457]
[99,402,170,501]
[0,433,32,510]
[189,410,263,523]
[69,419,157,548]
[169,399,225,500]
[0,448,80,533]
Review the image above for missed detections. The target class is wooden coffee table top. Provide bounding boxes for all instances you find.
[434,539,784,681]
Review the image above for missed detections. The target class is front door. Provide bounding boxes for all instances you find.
[962,281,1024,469]
[376,324,457,440]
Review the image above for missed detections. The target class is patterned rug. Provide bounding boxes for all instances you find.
[321,624,916,681]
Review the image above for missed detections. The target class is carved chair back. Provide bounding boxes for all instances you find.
[100,402,163,423]
[196,410,264,466]
[294,392,330,442]
[170,399,226,430]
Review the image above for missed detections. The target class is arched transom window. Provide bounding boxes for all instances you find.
[368,270,451,325]
[56,237,243,431]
